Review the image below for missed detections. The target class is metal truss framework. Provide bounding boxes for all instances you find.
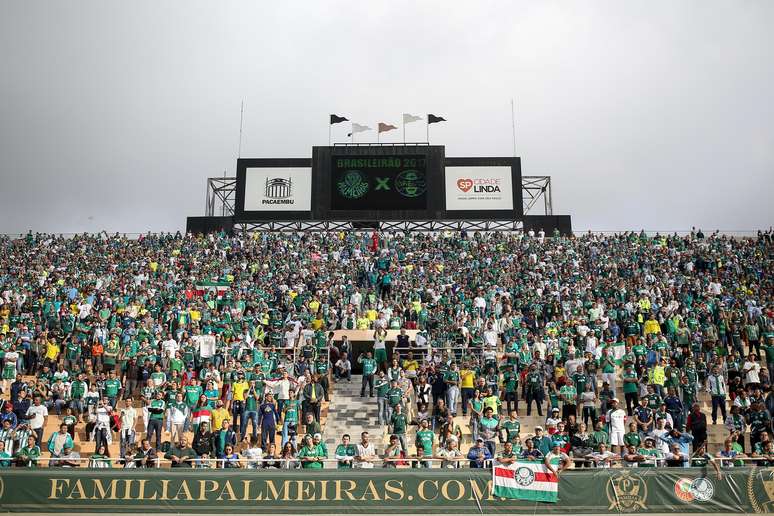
[233,219,525,233]
[205,177,237,217]
[522,176,552,216]
[205,174,552,222]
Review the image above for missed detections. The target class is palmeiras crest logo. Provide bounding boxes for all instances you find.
[748,467,774,513]
[606,470,647,512]
[514,466,536,486]
[337,170,369,199]
[675,477,714,502]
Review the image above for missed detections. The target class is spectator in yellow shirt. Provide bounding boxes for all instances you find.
[232,377,249,402]
[310,315,324,330]
[402,353,419,379]
[45,339,61,366]
[356,316,371,330]
[460,366,476,417]
[210,401,230,431]
[643,315,661,336]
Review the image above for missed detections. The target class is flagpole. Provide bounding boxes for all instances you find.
[403,119,406,144]
[238,100,244,158]
[511,98,517,156]
[426,121,429,144]
[328,122,332,146]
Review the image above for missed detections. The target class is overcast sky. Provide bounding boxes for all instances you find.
[1,1,772,234]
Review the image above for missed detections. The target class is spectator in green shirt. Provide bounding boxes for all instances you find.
[298,434,326,469]
[390,404,409,453]
[622,364,639,416]
[559,380,578,421]
[146,391,165,450]
[415,419,434,459]
[374,371,390,425]
[501,410,521,445]
[358,352,377,397]
[165,436,197,468]
[0,441,13,468]
[623,422,642,448]
[590,421,609,451]
[16,435,41,467]
[104,370,122,408]
[334,433,356,468]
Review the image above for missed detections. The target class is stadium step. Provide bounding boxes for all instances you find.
[324,375,385,452]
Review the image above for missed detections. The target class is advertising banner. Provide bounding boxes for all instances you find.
[0,467,771,513]
[445,166,513,211]
[243,167,312,212]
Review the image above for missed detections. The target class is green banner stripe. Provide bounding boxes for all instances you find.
[0,467,770,513]
[493,486,557,503]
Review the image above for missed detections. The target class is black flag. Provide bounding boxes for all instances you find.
[427,114,446,124]
[330,114,349,124]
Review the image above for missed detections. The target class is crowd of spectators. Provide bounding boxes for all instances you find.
[0,228,771,470]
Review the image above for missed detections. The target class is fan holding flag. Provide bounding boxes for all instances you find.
[493,440,571,502]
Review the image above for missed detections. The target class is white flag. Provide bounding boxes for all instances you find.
[403,113,423,124]
[351,123,371,133]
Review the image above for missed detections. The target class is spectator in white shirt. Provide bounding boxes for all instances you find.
[743,354,761,388]
[355,431,377,468]
[334,354,352,382]
[25,396,48,446]
[483,324,498,348]
[162,334,179,358]
[606,399,627,453]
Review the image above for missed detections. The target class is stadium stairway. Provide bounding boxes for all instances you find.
[324,374,384,453]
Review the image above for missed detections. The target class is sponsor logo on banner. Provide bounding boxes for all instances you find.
[675,477,714,502]
[264,177,293,200]
[445,167,513,211]
[748,467,774,513]
[395,170,427,198]
[606,471,647,512]
[455,178,502,193]
[456,178,473,192]
[243,167,312,212]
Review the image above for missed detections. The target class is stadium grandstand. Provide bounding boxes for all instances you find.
[3,3,773,514]
[0,229,772,514]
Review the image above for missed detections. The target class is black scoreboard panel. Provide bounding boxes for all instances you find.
[313,146,445,221]
[234,146,522,222]
[330,155,427,210]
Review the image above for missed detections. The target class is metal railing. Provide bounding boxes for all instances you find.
[15,454,772,469]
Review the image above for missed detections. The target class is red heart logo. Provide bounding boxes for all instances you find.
[457,178,473,192]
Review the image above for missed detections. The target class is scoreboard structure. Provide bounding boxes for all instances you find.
[233,144,524,223]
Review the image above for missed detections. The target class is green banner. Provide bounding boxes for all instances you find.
[0,467,772,513]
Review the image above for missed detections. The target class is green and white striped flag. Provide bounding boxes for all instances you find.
[493,461,558,502]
